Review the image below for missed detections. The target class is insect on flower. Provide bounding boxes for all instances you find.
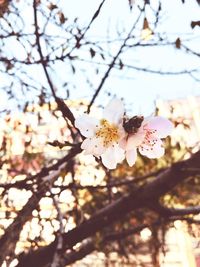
[75,98,174,169]
[123,116,144,134]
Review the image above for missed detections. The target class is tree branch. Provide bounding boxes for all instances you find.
[16,150,200,267]
[0,144,81,265]
[23,211,200,267]
[33,0,75,126]
[87,8,143,113]
[151,203,200,217]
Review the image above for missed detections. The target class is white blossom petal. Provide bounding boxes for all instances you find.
[103,99,124,124]
[81,137,106,156]
[113,144,125,163]
[126,132,145,150]
[126,149,137,167]
[81,138,95,155]
[101,151,117,169]
[101,144,125,169]
[75,114,99,137]
[139,140,165,159]
[145,116,173,138]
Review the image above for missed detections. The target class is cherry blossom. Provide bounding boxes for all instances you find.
[75,99,125,169]
[121,116,174,167]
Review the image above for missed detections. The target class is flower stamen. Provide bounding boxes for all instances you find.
[95,119,119,147]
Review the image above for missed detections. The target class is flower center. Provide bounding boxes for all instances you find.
[95,119,119,147]
[140,129,158,151]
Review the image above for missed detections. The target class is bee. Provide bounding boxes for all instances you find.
[123,116,144,134]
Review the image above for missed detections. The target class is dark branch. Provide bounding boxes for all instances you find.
[0,144,81,265]
[87,9,143,113]
[16,150,200,267]
[33,0,75,126]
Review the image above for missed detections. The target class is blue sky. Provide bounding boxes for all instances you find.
[58,0,200,114]
[0,0,200,116]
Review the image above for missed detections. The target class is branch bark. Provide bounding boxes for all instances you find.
[151,203,200,217]
[33,0,75,126]
[87,8,143,113]
[0,144,81,265]
[16,150,200,267]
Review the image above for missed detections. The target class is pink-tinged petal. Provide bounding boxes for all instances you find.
[118,125,126,140]
[119,137,127,150]
[146,116,173,138]
[103,98,124,124]
[101,144,125,169]
[126,148,137,167]
[126,132,145,150]
[81,138,95,155]
[81,137,106,156]
[75,114,99,137]
[142,135,163,147]
[139,141,165,159]
[141,116,151,126]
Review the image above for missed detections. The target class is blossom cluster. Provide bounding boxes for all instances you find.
[75,99,173,169]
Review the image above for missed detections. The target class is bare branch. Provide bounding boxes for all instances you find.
[0,144,81,265]
[87,8,143,113]
[16,150,200,267]
[33,0,75,126]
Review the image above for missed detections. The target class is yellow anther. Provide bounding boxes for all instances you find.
[95,119,119,147]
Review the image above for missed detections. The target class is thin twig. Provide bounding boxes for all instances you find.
[87,8,143,113]
[51,194,64,267]
[33,0,75,126]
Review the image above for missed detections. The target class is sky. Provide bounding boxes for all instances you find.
[59,0,200,115]
[0,0,200,116]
